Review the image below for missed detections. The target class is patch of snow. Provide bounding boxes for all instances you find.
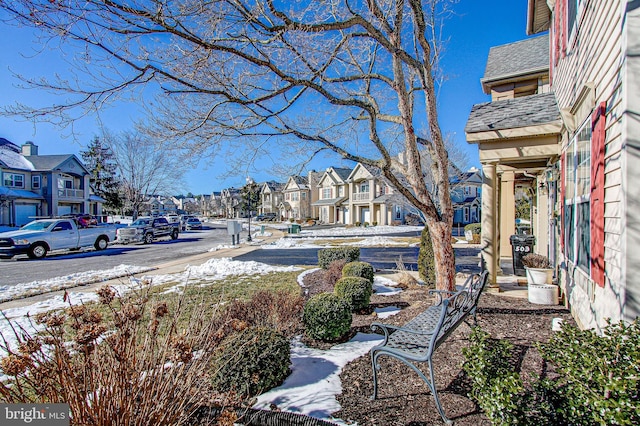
[373,276,403,296]
[254,333,382,424]
[341,236,405,247]
[208,244,237,252]
[261,238,321,249]
[301,225,423,237]
[0,265,154,303]
[375,306,401,319]
[154,258,302,292]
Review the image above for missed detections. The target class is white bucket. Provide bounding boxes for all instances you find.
[528,283,559,305]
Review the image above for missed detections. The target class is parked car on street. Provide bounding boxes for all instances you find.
[115,217,179,244]
[256,213,278,221]
[0,218,117,259]
[184,217,202,230]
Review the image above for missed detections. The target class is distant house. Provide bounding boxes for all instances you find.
[279,171,321,220]
[0,140,103,226]
[220,187,242,218]
[450,168,482,227]
[260,181,284,216]
[313,167,351,224]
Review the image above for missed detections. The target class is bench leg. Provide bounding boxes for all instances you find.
[370,350,454,425]
[370,349,380,400]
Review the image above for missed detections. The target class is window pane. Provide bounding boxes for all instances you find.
[565,203,575,261]
[576,124,591,198]
[576,201,590,271]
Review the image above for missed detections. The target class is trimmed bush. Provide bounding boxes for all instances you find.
[418,226,436,288]
[342,261,374,285]
[335,277,372,311]
[464,223,481,234]
[318,247,360,269]
[212,327,291,397]
[303,293,352,341]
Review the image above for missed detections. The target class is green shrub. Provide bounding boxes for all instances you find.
[463,321,640,425]
[302,293,352,341]
[212,327,290,397]
[335,277,372,311]
[318,247,360,269]
[342,261,374,284]
[464,223,481,234]
[538,319,640,425]
[355,221,361,227]
[372,221,378,226]
[418,226,436,288]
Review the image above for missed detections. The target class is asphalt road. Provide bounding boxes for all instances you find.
[233,246,481,274]
[0,223,233,287]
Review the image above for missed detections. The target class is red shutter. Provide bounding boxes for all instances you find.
[590,102,607,287]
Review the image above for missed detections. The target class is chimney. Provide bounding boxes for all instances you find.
[21,141,38,156]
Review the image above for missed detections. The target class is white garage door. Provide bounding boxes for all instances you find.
[15,204,37,227]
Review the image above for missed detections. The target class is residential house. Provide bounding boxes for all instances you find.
[279,171,321,220]
[450,167,482,229]
[345,163,406,226]
[467,0,640,330]
[313,167,351,224]
[465,33,560,290]
[0,139,44,226]
[260,181,284,217]
[220,187,242,218]
[209,192,225,217]
[0,140,104,226]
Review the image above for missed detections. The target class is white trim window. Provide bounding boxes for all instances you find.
[564,118,591,272]
[394,205,402,220]
[32,175,41,189]
[3,173,24,188]
[322,188,331,199]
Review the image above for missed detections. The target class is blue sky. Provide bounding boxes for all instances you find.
[0,1,533,195]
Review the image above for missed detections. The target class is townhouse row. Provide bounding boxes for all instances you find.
[215,163,481,227]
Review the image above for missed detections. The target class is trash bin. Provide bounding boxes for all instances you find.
[510,234,535,276]
[288,224,301,234]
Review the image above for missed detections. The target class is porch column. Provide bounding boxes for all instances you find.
[481,163,499,288]
[499,171,516,258]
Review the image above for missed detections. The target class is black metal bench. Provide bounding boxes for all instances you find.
[369,271,489,425]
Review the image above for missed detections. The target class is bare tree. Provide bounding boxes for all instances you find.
[103,130,186,219]
[0,0,460,290]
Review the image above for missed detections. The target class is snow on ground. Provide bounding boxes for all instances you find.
[153,258,303,293]
[341,235,406,247]
[0,264,154,303]
[302,225,423,237]
[373,275,403,296]
[253,333,383,424]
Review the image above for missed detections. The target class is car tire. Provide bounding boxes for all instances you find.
[27,243,48,259]
[171,229,179,240]
[144,233,154,244]
[94,236,109,251]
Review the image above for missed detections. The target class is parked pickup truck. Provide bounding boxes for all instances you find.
[115,217,179,244]
[0,219,118,260]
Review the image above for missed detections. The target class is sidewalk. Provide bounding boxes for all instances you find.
[0,228,285,312]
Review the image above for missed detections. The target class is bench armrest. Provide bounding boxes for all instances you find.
[428,289,457,305]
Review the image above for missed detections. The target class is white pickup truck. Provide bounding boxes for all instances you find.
[0,218,118,260]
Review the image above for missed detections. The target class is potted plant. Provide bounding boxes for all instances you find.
[522,253,558,304]
[521,253,553,284]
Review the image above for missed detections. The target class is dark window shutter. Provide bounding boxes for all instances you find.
[560,152,566,252]
[590,102,607,287]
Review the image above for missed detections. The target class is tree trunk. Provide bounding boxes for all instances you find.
[428,221,456,292]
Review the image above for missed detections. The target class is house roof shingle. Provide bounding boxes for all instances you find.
[481,34,549,88]
[465,92,561,134]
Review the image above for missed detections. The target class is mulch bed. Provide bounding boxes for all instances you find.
[302,269,575,425]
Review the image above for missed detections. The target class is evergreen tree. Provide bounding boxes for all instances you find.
[81,136,123,213]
